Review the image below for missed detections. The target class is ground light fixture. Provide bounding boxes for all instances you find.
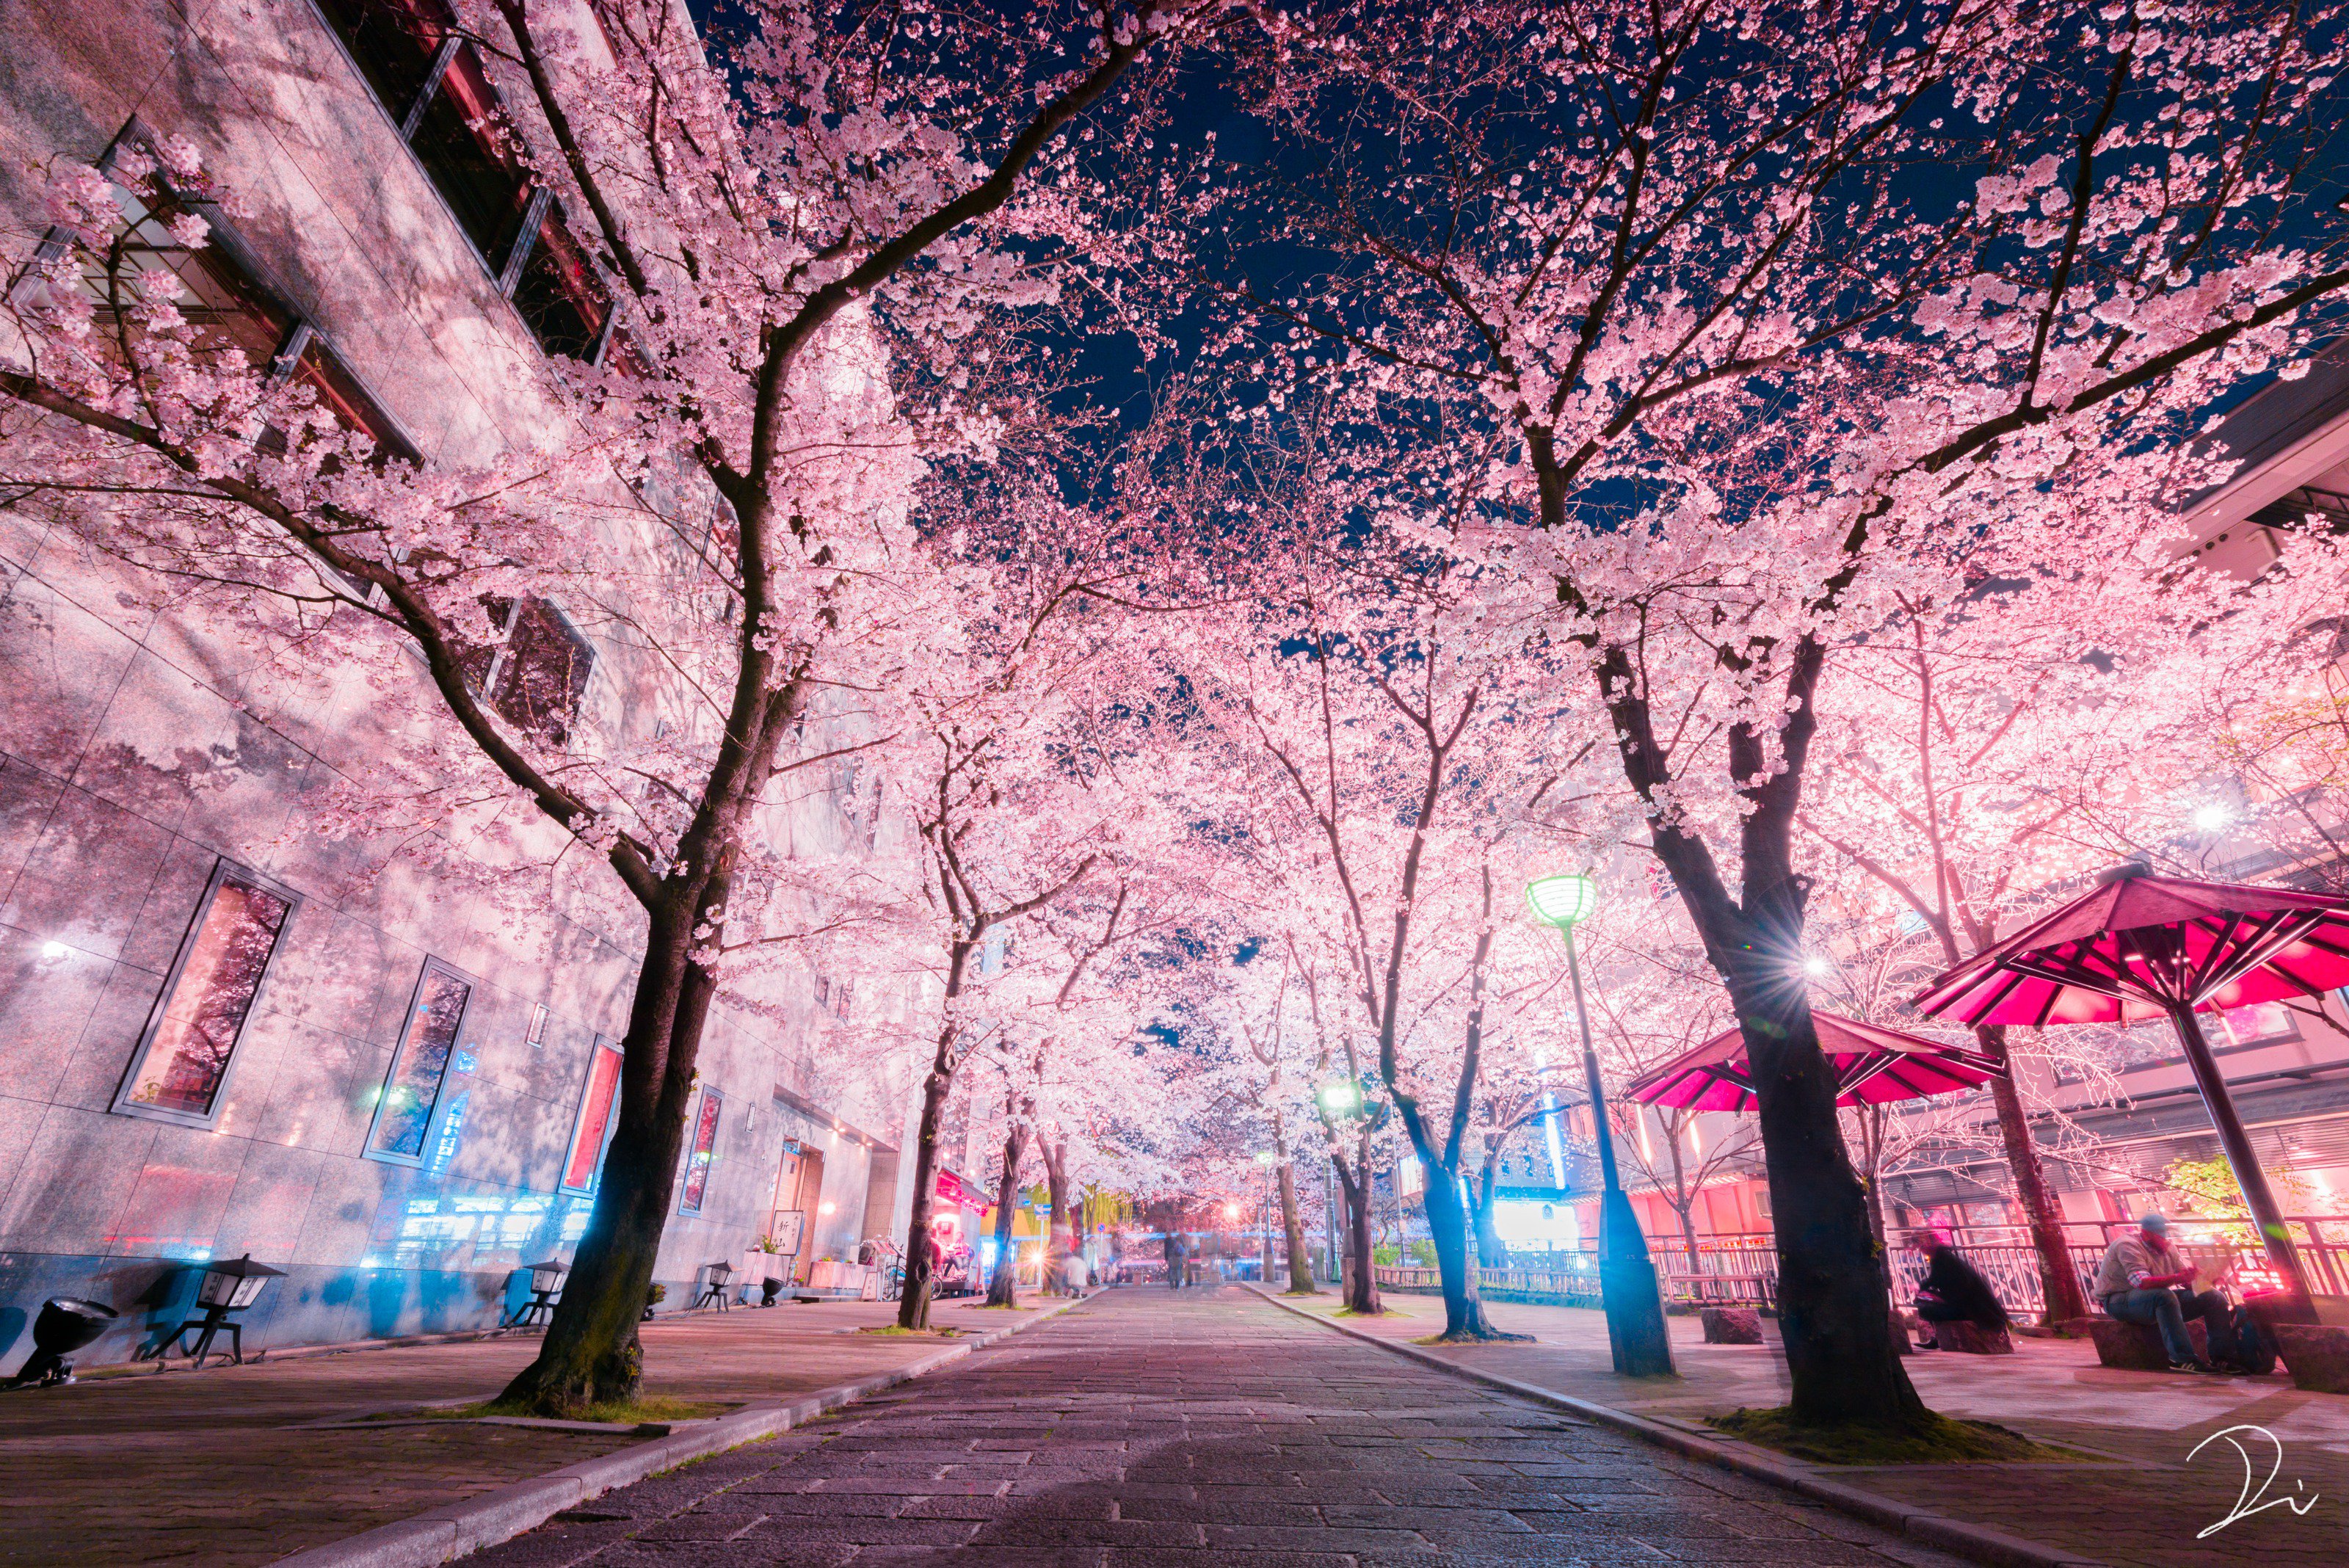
[147,1255,285,1369]
[4,1297,117,1388]
[503,1259,567,1329]
[1525,874,1677,1377]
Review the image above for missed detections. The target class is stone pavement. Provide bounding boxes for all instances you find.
[1282,1290,2349,1567]
[468,1284,1978,1568]
[0,1294,1056,1567]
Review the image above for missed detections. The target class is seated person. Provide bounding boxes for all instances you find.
[1911,1230,2008,1346]
[2094,1212,2233,1373]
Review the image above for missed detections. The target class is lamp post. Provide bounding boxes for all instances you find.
[1526,874,1676,1376]
[1319,1078,1362,1289]
[1255,1150,1278,1283]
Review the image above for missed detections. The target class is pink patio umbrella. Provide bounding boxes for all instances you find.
[1624,1012,2003,1113]
[1913,865,2349,1318]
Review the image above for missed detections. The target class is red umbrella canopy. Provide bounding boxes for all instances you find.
[1912,872,2349,1028]
[1623,1013,2002,1114]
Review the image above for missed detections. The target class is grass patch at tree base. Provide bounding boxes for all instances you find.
[1332,1305,1405,1318]
[857,1324,962,1337]
[1703,1407,2092,1464]
[1412,1329,1536,1346]
[389,1395,732,1426]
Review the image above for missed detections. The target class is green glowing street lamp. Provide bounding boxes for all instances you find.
[1526,874,1677,1377]
[1318,1079,1362,1116]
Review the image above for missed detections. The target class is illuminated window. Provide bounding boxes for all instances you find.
[366,959,475,1164]
[560,1037,624,1196]
[112,861,299,1127]
[314,0,615,361]
[678,1086,724,1215]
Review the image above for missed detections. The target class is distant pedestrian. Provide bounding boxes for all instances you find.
[1910,1230,2008,1347]
[1163,1231,1185,1290]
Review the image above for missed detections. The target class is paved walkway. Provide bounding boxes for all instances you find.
[1290,1289,2348,1567]
[0,1295,1056,1567]
[470,1285,1973,1568]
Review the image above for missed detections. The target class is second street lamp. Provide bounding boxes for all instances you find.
[1526,874,1677,1377]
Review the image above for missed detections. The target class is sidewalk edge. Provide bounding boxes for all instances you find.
[1246,1287,2106,1568]
[272,1296,1086,1568]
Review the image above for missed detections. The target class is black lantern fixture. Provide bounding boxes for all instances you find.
[692,1259,734,1310]
[4,1297,118,1389]
[148,1255,285,1368]
[501,1259,567,1329]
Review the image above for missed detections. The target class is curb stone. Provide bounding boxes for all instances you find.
[271,1295,1088,1567]
[1247,1286,2107,1568]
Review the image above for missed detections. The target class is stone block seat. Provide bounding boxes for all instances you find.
[1928,1318,2013,1354]
[1699,1305,1762,1344]
[2088,1313,2207,1371]
[2273,1324,2349,1393]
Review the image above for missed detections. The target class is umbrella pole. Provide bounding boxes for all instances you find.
[2166,1004,2314,1322]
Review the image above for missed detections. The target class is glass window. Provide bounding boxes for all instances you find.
[561,1039,624,1195]
[509,203,611,360]
[368,960,473,1163]
[678,1086,724,1215]
[403,44,536,275]
[30,175,297,374]
[460,596,595,746]
[313,0,451,124]
[115,863,297,1125]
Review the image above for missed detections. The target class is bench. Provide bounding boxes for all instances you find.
[2088,1315,2207,1371]
[1925,1318,2013,1354]
[2273,1324,2349,1393]
[1699,1305,1762,1344]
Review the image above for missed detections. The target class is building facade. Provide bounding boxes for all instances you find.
[0,0,918,1371]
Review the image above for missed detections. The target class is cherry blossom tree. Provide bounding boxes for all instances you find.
[1185,514,1608,1339]
[1218,0,2349,1428]
[0,0,1232,1412]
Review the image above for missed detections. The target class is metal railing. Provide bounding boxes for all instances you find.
[1373,1263,1605,1310]
[1383,1221,2349,1319]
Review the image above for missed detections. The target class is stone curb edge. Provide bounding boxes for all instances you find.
[1246,1287,2107,1568]
[273,1295,1088,1568]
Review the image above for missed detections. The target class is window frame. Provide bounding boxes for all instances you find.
[471,595,597,747]
[305,0,620,366]
[677,1084,725,1216]
[7,119,425,562]
[363,955,479,1167]
[109,858,305,1130]
[559,1034,625,1197]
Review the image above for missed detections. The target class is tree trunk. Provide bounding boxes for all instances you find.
[986,1122,1028,1307]
[895,1045,956,1329]
[1277,1160,1315,1293]
[499,905,708,1414]
[1335,1150,1380,1313]
[1859,1112,1895,1293]
[1980,1026,2089,1324]
[1665,1119,1702,1272]
[1472,1158,1507,1268]
[1041,1139,1072,1289]
[1724,957,1925,1429]
[1423,1164,1500,1339]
